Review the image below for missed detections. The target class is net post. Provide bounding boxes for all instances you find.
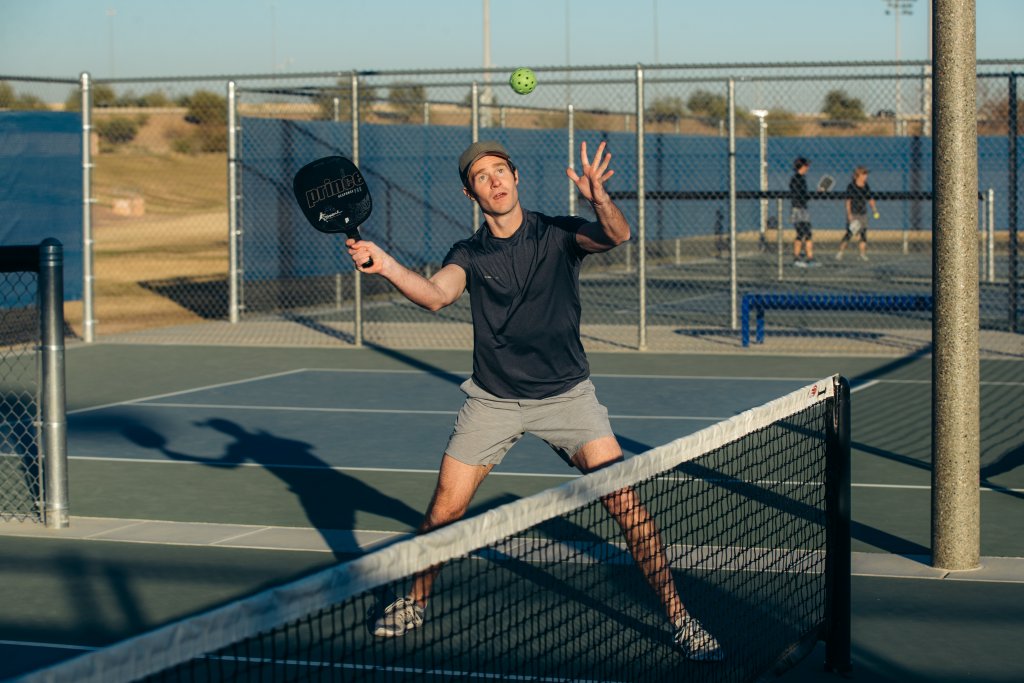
[38,238,69,529]
[824,375,851,673]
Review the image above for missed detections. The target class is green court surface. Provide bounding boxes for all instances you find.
[0,343,1022,682]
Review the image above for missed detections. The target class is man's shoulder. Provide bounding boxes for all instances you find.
[530,210,587,233]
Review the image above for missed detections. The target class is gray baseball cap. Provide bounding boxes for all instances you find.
[458,140,512,184]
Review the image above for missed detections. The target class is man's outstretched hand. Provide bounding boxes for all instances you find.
[567,140,614,207]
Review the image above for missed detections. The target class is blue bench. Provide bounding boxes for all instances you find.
[741,293,933,346]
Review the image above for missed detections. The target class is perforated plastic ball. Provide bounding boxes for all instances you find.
[509,68,537,95]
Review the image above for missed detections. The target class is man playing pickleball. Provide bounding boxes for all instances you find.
[345,139,723,662]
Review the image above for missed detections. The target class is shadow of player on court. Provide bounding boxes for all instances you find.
[122,418,424,560]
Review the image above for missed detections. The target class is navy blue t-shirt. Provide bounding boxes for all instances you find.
[790,173,811,209]
[443,210,590,399]
[846,181,873,215]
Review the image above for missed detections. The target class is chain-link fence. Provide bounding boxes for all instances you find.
[0,266,41,521]
[1,61,1021,355]
[0,241,69,527]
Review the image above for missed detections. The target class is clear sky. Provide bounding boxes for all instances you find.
[0,0,1021,80]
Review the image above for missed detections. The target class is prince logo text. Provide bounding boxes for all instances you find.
[305,173,364,208]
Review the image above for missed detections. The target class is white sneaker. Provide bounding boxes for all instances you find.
[860,253,869,261]
[835,251,843,261]
[673,614,725,662]
[373,596,425,637]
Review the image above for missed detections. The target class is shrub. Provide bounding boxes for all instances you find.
[95,116,141,144]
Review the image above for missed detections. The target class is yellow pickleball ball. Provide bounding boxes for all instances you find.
[509,68,537,95]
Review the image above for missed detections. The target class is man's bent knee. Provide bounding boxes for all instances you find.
[574,435,623,473]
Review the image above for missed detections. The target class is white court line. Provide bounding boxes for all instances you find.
[68,368,312,415]
[852,378,1024,387]
[854,482,1024,494]
[66,457,581,478]
[0,640,94,652]
[309,367,821,383]
[850,379,880,393]
[124,401,726,421]
[128,402,462,417]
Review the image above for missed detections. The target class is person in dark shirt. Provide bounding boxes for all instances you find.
[788,157,818,267]
[345,139,723,662]
[836,166,879,261]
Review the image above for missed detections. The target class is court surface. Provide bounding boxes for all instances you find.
[0,344,1021,682]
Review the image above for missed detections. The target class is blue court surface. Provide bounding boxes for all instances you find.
[66,369,812,477]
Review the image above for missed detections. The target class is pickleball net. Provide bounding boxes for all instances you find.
[17,375,851,683]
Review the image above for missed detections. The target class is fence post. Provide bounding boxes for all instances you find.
[471,82,480,234]
[636,64,647,351]
[352,71,364,347]
[1008,73,1019,333]
[567,104,576,216]
[727,78,738,331]
[777,198,785,281]
[987,188,996,284]
[931,0,980,571]
[38,239,69,529]
[79,72,95,343]
[227,80,241,324]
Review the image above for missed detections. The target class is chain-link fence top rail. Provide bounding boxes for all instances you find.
[1,61,1021,353]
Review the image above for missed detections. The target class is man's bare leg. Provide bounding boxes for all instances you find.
[407,454,493,606]
[575,436,724,661]
[573,436,684,624]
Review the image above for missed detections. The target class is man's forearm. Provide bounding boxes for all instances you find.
[379,259,451,311]
[591,198,631,246]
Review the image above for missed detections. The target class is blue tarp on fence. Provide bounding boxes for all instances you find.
[240,117,1020,280]
[0,111,83,304]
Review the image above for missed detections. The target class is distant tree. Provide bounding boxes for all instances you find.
[978,94,1024,133]
[95,116,142,145]
[63,88,81,111]
[114,89,170,108]
[388,82,426,122]
[176,90,228,152]
[766,108,802,137]
[139,90,172,108]
[0,82,15,108]
[92,83,117,108]
[687,90,728,120]
[313,79,378,121]
[64,82,116,111]
[12,93,47,110]
[183,90,227,126]
[0,82,47,111]
[647,96,687,123]
[461,88,502,106]
[822,89,866,121]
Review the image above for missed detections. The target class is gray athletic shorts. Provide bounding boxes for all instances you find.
[791,207,812,239]
[446,378,615,468]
